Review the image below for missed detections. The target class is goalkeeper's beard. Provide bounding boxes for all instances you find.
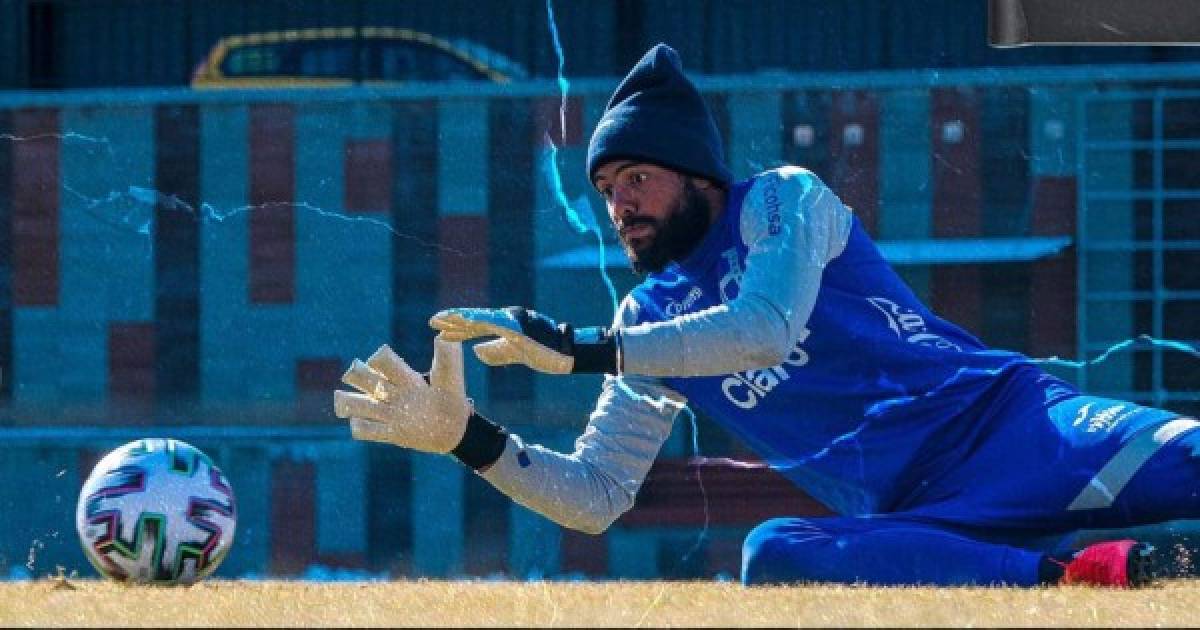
[622,181,712,275]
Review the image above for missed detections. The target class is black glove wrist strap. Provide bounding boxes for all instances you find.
[451,411,508,471]
[570,326,619,374]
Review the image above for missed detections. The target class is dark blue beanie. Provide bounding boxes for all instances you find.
[587,43,732,186]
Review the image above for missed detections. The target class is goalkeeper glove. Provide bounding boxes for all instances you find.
[428,306,621,375]
[333,336,507,470]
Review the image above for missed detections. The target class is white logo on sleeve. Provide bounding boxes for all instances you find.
[1073,403,1094,427]
[665,287,704,317]
[718,248,744,303]
[867,297,962,352]
[761,177,783,236]
[720,328,811,410]
[1073,403,1135,433]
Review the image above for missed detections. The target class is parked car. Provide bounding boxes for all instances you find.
[191,27,528,87]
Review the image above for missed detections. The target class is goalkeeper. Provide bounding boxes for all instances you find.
[336,43,1198,587]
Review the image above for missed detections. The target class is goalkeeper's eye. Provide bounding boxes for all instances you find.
[616,171,649,192]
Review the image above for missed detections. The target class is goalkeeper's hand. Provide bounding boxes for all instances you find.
[428,306,621,375]
[334,337,470,454]
[334,337,510,470]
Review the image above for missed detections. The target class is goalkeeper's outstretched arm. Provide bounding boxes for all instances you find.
[462,292,688,533]
[335,310,687,535]
[475,372,685,534]
[430,167,853,379]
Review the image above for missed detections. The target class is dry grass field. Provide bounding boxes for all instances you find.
[0,578,1197,627]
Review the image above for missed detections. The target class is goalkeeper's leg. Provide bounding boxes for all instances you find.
[741,515,1047,586]
[741,515,1154,587]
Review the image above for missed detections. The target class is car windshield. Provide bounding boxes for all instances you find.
[221,43,287,77]
[371,40,485,82]
[295,41,358,78]
[219,37,488,82]
[221,40,358,79]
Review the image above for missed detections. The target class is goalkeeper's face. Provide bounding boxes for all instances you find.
[593,161,713,275]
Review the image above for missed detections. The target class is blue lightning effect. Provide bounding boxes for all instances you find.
[59,184,462,255]
[544,0,570,140]
[1031,334,1200,368]
[1,132,114,156]
[541,0,619,317]
[1,132,462,256]
[543,0,713,568]
[679,407,711,564]
[538,144,618,312]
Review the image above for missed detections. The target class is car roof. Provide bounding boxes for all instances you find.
[193,27,529,86]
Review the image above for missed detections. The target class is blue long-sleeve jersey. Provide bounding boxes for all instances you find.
[619,167,1035,515]
[479,166,1046,531]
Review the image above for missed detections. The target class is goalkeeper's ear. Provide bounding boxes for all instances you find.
[429,334,466,396]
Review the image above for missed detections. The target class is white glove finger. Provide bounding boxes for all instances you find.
[365,344,425,390]
[428,310,475,336]
[342,361,404,402]
[341,359,386,396]
[333,390,390,422]
[429,308,519,340]
[348,417,389,443]
[474,338,523,367]
[434,328,476,343]
[432,319,504,345]
[430,335,466,396]
[525,342,575,374]
[478,338,574,374]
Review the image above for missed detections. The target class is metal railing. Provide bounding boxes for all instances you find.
[1077,87,1200,410]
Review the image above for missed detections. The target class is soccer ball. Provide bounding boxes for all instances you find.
[76,438,237,584]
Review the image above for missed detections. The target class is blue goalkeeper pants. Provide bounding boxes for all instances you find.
[741,371,1198,586]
